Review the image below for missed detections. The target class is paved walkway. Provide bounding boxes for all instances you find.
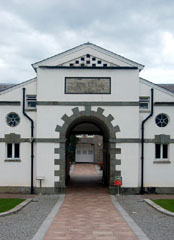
[43,164,138,240]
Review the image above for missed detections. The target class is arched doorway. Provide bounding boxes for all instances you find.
[65,117,111,186]
[55,106,121,193]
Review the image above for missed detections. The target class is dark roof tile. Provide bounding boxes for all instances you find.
[158,84,174,93]
[0,83,16,92]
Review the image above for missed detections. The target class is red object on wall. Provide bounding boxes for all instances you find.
[114,180,122,186]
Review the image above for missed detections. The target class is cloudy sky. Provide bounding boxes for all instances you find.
[0,0,174,84]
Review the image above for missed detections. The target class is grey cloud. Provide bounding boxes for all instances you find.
[0,0,174,83]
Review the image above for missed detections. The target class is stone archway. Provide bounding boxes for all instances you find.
[54,106,121,194]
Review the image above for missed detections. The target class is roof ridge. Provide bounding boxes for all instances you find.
[32,42,144,71]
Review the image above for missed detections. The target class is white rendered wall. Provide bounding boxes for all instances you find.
[139,80,174,188]
[116,143,139,187]
[0,143,31,186]
[35,143,59,188]
[37,68,139,102]
[35,66,140,189]
[0,79,37,101]
[0,79,37,187]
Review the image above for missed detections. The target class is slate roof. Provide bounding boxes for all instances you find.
[158,84,174,93]
[0,83,16,92]
[0,82,174,94]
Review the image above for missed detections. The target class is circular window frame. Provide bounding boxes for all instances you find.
[6,112,20,127]
[155,113,169,128]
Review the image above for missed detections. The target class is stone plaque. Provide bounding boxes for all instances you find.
[65,77,111,94]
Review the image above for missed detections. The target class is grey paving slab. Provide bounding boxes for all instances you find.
[31,194,65,240]
[111,195,149,240]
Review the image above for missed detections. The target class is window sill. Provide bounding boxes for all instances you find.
[26,108,37,112]
[4,159,21,162]
[153,160,170,164]
[139,109,150,113]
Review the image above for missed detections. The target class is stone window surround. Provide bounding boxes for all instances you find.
[153,134,170,164]
[139,96,150,112]
[6,112,20,127]
[4,133,21,162]
[155,113,169,128]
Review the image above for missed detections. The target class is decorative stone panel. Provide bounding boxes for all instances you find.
[4,133,21,143]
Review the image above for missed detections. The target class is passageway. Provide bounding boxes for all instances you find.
[43,164,138,240]
[65,116,111,187]
[67,163,104,190]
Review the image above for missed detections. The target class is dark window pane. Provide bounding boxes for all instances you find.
[140,102,148,109]
[7,144,12,158]
[14,144,20,158]
[28,101,36,107]
[163,144,168,159]
[75,60,79,64]
[155,144,161,158]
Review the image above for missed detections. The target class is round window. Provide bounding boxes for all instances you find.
[155,113,169,127]
[6,112,20,127]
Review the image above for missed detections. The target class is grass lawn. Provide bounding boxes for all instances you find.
[152,199,174,212]
[0,198,25,213]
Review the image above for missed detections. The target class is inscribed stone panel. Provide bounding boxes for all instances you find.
[65,77,111,94]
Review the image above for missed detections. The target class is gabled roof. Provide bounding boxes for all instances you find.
[140,78,174,97]
[0,78,37,95]
[32,42,144,71]
[0,83,16,92]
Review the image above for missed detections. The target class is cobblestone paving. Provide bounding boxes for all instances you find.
[117,195,174,240]
[0,195,59,240]
[44,164,137,240]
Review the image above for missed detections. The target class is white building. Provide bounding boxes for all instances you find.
[0,42,174,194]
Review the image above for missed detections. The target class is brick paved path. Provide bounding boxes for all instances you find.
[44,164,137,240]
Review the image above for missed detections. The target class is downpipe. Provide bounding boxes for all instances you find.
[140,88,154,194]
[22,88,34,194]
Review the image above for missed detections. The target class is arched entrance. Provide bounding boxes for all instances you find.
[55,106,121,193]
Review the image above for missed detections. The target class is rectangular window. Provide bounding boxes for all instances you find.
[7,143,20,159]
[155,144,168,159]
[139,97,149,110]
[27,95,37,108]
